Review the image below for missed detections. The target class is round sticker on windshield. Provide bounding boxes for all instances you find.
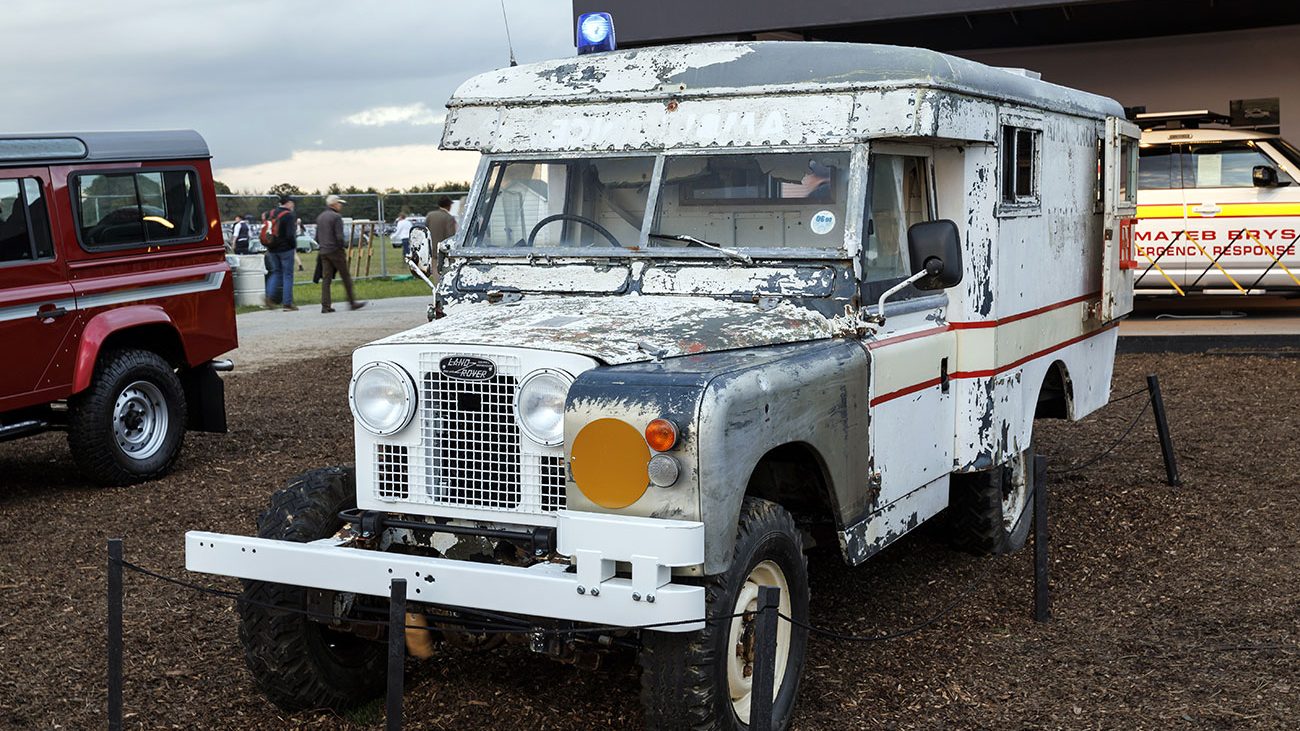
[810,210,836,235]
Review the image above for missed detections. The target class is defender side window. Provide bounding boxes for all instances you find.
[863,154,932,301]
[1001,126,1040,205]
[74,169,205,249]
[0,178,54,264]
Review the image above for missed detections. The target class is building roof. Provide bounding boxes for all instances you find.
[574,0,1300,52]
[0,130,209,168]
[448,41,1122,118]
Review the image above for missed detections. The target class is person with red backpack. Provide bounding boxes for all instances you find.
[262,194,299,311]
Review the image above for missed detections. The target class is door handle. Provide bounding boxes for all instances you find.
[36,306,68,321]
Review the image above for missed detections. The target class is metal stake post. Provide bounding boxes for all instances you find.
[107,539,123,731]
[750,585,781,731]
[1032,457,1051,623]
[377,196,388,278]
[387,579,406,731]
[1146,374,1182,487]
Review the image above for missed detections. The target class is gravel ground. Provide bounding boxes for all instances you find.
[229,295,430,373]
[0,351,1296,730]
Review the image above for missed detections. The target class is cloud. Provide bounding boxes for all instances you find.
[343,103,445,128]
[6,0,575,172]
[214,145,480,193]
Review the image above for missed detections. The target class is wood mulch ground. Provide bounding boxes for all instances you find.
[0,351,1296,729]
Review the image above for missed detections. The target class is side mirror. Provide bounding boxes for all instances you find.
[1253,165,1280,188]
[407,226,432,270]
[907,220,963,290]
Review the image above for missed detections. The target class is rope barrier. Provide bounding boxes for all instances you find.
[120,559,743,637]
[1048,390,1153,477]
[118,556,994,644]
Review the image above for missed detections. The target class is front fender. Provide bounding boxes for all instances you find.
[72,305,178,393]
[565,340,870,575]
[697,340,869,573]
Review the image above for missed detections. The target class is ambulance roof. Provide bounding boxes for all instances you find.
[447,41,1123,119]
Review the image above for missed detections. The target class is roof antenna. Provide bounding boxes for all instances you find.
[499,0,518,67]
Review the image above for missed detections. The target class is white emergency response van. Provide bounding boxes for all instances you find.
[1135,110,1300,293]
[185,28,1137,730]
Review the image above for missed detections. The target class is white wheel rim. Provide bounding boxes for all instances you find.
[727,560,792,724]
[1001,450,1030,533]
[113,380,168,461]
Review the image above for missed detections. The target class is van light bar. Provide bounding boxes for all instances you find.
[577,12,616,55]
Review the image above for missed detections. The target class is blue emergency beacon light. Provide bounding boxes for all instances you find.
[577,12,616,55]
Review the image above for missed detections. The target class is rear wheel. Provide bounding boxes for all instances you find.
[947,444,1035,555]
[639,497,809,730]
[237,466,386,712]
[68,348,187,485]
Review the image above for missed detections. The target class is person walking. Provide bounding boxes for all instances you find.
[424,196,457,245]
[391,213,413,257]
[316,194,366,313]
[263,195,298,311]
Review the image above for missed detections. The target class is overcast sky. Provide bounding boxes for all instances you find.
[3,0,574,192]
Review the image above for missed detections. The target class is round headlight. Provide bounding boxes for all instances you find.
[349,362,416,436]
[516,369,572,446]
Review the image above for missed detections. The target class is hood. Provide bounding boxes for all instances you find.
[372,295,833,365]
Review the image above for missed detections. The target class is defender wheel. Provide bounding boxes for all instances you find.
[237,466,386,712]
[947,445,1035,555]
[68,348,187,486]
[638,497,809,730]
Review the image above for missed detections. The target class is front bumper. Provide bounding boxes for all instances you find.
[185,510,706,632]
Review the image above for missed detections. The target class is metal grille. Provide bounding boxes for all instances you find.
[374,444,409,500]
[419,353,526,511]
[530,455,568,512]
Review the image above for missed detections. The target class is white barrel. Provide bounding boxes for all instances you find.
[232,254,267,307]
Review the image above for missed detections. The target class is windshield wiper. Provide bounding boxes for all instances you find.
[647,232,754,265]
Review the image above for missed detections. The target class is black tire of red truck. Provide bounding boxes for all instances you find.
[68,348,187,486]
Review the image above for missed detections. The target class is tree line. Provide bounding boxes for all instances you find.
[213,180,469,223]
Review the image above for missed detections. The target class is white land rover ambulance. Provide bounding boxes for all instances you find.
[1135,110,1300,293]
[186,29,1137,730]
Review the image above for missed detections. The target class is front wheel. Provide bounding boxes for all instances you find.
[638,497,809,730]
[237,466,386,712]
[68,348,187,486]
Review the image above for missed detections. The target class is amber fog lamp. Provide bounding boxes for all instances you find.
[644,418,678,452]
[571,418,651,509]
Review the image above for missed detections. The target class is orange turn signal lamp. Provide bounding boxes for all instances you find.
[644,418,678,452]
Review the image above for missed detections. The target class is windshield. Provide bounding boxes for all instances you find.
[466,157,654,249]
[462,150,852,253]
[1268,138,1300,170]
[648,151,850,250]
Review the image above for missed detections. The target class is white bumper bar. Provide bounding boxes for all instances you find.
[185,510,706,632]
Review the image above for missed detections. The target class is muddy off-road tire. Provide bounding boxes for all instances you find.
[237,466,386,712]
[638,497,809,731]
[947,445,1035,555]
[68,348,187,486]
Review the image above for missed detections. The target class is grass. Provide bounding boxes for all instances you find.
[236,276,432,314]
[292,235,410,285]
[235,235,434,313]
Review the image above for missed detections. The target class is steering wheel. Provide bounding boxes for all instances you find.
[526,213,621,248]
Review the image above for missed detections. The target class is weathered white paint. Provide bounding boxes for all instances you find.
[376,294,833,365]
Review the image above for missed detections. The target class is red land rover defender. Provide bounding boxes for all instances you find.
[0,131,237,485]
